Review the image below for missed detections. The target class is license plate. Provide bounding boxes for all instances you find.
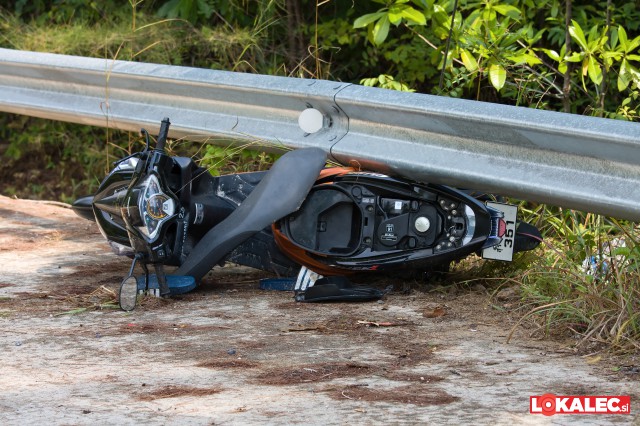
[482,202,518,262]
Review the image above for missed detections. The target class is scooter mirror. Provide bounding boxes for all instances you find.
[119,276,138,311]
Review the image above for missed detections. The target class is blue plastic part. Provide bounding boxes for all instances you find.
[259,278,296,291]
[136,274,197,295]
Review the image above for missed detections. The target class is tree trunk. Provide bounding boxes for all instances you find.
[563,0,572,113]
[285,0,306,72]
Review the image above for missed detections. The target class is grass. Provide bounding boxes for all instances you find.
[442,202,639,353]
[494,204,640,353]
[0,8,264,68]
[196,142,281,176]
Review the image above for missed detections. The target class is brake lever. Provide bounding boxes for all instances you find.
[155,117,171,152]
[111,128,152,167]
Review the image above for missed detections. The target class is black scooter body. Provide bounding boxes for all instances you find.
[72,119,541,294]
[274,171,507,275]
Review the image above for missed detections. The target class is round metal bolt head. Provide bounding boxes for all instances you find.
[414,216,431,233]
[298,108,324,134]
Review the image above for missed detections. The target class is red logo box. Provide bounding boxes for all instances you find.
[531,394,631,416]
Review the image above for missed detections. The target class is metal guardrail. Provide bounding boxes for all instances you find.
[0,48,639,220]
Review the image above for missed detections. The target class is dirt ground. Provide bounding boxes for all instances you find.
[0,195,637,425]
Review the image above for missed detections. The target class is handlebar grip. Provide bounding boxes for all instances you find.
[156,117,171,152]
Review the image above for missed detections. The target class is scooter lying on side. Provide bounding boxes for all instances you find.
[72,118,542,310]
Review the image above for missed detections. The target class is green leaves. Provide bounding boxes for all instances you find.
[566,20,609,90]
[618,59,640,92]
[568,20,589,52]
[353,12,386,29]
[389,4,426,25]
[353,1,426,46]
[459,49,478,72]
[489,63,506,91]
[351,0,640,117]
[611,26,640,91]
[372,15,390,45]
[506,52,542,66]
[360,74,415,92]
[157,0,213,23]
[563,20,640,94]
[587,56,602,85]
[493,4,520,20]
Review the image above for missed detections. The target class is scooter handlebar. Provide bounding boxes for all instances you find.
[156,117,171,152]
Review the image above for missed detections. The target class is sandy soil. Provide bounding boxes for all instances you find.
[0,195,637,425]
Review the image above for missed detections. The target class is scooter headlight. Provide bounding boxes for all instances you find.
[136,174,176,241]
